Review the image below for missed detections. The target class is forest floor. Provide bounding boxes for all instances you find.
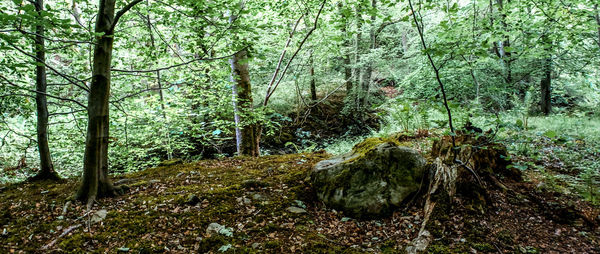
[1,135,599,253]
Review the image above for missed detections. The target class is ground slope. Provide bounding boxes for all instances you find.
[0,151,598,253]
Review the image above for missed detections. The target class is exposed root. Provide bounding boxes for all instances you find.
[407,158,457,253]
[28,170,61,182]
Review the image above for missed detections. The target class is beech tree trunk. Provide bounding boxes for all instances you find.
[361,0,377,106]
[77,0,141,208]
[540,56,552,115]
[338,2,352,92]
[310,53,317,101]
[31,0,59,181]
[231,49,259,157]
[353,4,362,92]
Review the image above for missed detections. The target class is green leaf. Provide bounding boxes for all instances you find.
[543,130,557,139]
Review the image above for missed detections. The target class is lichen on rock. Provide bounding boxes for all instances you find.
[311,137,426,218]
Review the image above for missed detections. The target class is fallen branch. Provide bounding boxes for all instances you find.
[41,224,82,250]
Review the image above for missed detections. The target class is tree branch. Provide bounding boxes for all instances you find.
[263,0,327,106]
[111,48,247,73]
[111,0,144,32]
[0,74,87,109]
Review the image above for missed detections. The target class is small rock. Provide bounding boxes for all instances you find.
[241,179,269,189]
[117,247,130,252]
[149,180,161,184]
[236,197,251,205]
[91,209,108,224]
[2,228,7,235]
[286,206,307,214]
[206,223,224,235]
[252,193,267,201]
[185,194,201,205]
[176,172,185,178]
[251,243,261,249]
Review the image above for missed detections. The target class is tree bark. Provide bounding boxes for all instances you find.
[339,2,352,92]
[77,0,142,208]
[310,52,317,101]
[231,49,259,157]
[361,0,377,106]
[540,56,552,115]
[353,4,362,92]
[30,0,60,181]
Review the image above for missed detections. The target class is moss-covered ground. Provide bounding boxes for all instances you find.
[0,148,599,253]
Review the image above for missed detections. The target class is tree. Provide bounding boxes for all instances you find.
[361,0,377,106]
[309,51,317,101]
[29,0,60,181]
[231,49,259,156]
[76,0,143,208]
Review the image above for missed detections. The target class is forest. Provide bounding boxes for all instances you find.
[0,0,599,252]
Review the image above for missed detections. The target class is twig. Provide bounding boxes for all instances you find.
[41,224,82,250]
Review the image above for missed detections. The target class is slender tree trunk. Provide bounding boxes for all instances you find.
[353,4,362,94]
[310,52,317,101]
[595,4,600,49]
[540,56,552,115]
[361,0,377,106]
[230,42,242,155]
[231,49,259,156]
[337,2,352,93]
[145,0,171,159]
[77,0,141,208]
[30,0,59,181]
[496,0,512,85]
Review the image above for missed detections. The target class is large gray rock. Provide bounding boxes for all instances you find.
[312,138,427,218]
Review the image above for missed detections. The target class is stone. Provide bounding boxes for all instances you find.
[91,209,108,224]
[286,206,307,214]
[241,179,269,189]
[185,194,201,205]
[206,223,224,235]
[311,137,426,218]
[251,193,267,201]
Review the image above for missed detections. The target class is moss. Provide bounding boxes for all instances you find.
[497,229,514,245]
[198,235,228,253]
[158,158,183,167]
[381,239,403,254]
[471,242,496,252]
[264,240,283,249]
[59,233,90,251]
[349,137,401,161]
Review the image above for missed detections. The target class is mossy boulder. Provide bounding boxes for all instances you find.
[311,137,426,218]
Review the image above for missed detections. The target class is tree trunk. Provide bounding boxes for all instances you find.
[540,56,552,115]
[595,4,600,49]
[496,0,512,84]
[361,0,377,106]
[310,52,317,101]
[30,0,59,181]
[145,0,171,159]
[340,2,352,92]
[353,4,362,93]
[231,66,242,155]
[231,49,259,157]
[77,0,140,208]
